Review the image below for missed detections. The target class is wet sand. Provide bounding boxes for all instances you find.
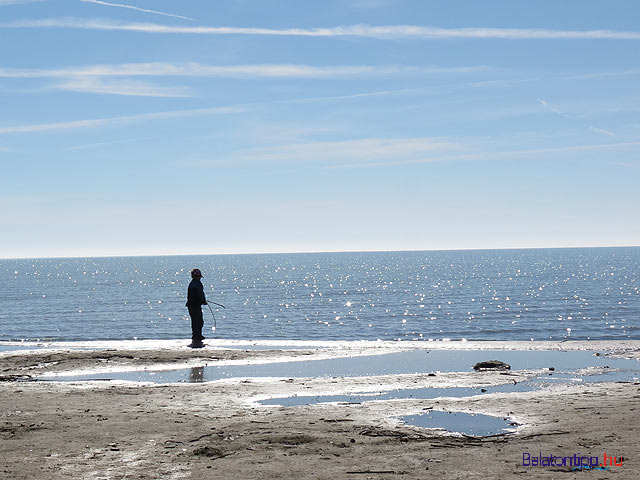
[1,340,639,479]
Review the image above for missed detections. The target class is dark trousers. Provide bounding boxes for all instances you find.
[188,305,204,341]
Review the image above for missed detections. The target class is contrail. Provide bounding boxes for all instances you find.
[538,98,617,137]
[537,98,570,118]
[0,105,245,134]
[4,18,640,39]
[0,62,487,79]
[79,0,194,22]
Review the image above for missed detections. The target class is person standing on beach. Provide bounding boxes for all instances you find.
[186,268,207,346]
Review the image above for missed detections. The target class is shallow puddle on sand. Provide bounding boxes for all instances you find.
[402,411,517,436]
[0,344,58,352]
[0,345,29,352]
[43,349,640,384]
[259,381,543,407]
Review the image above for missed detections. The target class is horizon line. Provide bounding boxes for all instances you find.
[1,244,638,261]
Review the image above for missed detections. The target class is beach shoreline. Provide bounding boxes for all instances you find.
[1,340,639,479]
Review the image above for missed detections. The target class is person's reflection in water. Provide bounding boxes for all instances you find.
[189,366,204,383]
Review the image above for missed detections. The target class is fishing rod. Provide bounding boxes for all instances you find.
[207,286,225,332]
[208,287,226,309]
[207,303,217,332]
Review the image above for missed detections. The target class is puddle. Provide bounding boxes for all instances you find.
[188,366,205,382]
[223,345,322,351]
[0,342,316,353]
[259,381,542,407]
[42,350,640,384]
[402,411,517,436]
[0,344,66,352]
[258,364,640,408]
[0,343,96,352]
[0,345,32,352]
[258,374,601,407]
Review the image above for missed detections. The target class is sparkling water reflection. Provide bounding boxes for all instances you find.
[1,248,638,341]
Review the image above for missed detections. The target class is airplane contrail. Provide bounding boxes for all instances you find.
[79,0,194,22]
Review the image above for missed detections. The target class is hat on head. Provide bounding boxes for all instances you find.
[191,268,203,278]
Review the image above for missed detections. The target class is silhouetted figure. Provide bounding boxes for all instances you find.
[186,268,207,347]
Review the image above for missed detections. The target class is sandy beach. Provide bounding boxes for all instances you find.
[1,340,639,479]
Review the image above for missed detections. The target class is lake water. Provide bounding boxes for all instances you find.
[1,247,638,342]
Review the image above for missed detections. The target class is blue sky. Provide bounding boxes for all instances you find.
[1,0,639,258]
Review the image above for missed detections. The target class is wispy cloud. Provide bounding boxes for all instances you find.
[537,98,569,117]
[0,62,487,79]
[2,86,502,134]
[224,137,459,165]
[566,69,640,80]
[538,98,617,137]
[0,105,246,134]
[64,135,159,151]
[349,0,393,9]
[4,18,640,40]
[0,0,44,5]
[186,134,640,170]
[79,0,194,22]
[588,126,616,137]
[327,141,640,169]
[52,77,193,97]
[615,161,640,170]
[499,141,640,156]
[0,62,487,97]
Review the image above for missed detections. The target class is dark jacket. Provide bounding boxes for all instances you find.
[186,278,207,307]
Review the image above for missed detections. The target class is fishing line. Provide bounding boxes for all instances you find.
[207,303,217,332]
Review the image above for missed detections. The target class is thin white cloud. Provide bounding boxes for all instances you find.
[327,141,640,169]
[615,162,640,170]
[0,89,580,136]
[538,98,617,137]
[0,0,44,5]
[0,62,487,98]
[4,18,640,40]
[79,0,194,22]
[566,69,640,80]
[2,86,501,134]
[0,105,246,134]
[0,65,598,89]
[537,98,570,118]
[498,141,640,156]
[588,126,616,137]
[227,137,459,165]
[0,62,486,79]
[64,135,159,151]
[349,0,393,9]
[53,77,193,97]
[279,80,537,105]
[185,134,640,170]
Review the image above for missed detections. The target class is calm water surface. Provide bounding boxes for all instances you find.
[1,248,638,342]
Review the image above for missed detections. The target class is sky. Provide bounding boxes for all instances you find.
[1,0,639,258]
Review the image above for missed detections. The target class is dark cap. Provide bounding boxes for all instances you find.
[191,268,203,278]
